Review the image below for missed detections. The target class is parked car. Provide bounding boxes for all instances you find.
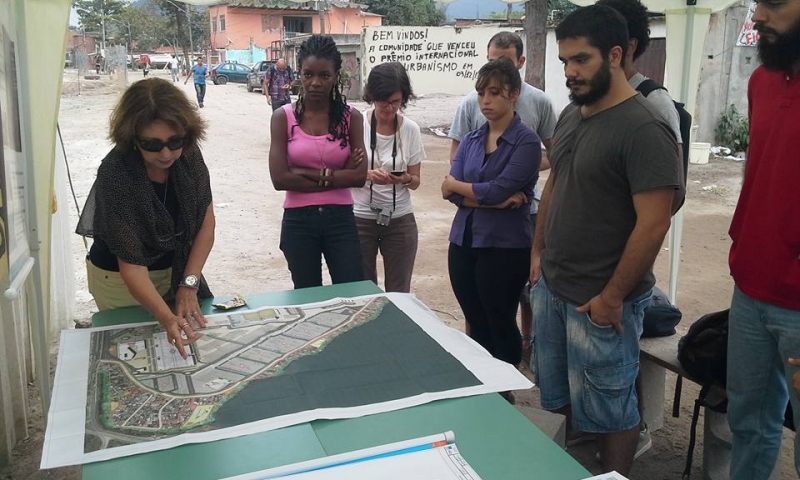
[246,60,274,92]
[211,61,250,85]
[246,60,301,95]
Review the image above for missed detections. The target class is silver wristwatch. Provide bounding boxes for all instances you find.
[179,274,199,290]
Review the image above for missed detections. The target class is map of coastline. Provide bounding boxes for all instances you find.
[84,296,481,454]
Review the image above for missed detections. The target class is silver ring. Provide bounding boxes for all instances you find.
[179,323,189,330]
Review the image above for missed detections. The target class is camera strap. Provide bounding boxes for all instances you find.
[369,110,398,212]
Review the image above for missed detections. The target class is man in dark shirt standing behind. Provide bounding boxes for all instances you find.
[264,58,294,112]
[531,6,683,476]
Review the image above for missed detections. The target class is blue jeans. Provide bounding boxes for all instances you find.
[728,286,800,479]
[532,276,651,433]
[279,205,364,289]
[194,83,206,105]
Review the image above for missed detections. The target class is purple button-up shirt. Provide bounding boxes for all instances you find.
[448,114,541,249]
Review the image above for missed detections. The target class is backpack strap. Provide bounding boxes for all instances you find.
[683,383,711,479]
[267,65,277,92]
[636,78,667,97]
[672,375,683,418]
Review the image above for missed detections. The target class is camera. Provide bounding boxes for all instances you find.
[371,204,393,226]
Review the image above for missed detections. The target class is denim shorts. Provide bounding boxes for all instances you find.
[532,276,651,433]
[519,213,537,305]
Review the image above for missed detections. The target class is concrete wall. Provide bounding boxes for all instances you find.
[362,26,512,97]
[362,20,665,111]
[225,45,268,65]
[695,2,757,144]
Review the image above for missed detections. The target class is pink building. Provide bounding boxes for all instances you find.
[208,1,382,58]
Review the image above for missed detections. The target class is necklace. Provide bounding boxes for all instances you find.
[161,175,169,205]
[308,119,330,169]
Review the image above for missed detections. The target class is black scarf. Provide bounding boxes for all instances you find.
[76,145,213,301]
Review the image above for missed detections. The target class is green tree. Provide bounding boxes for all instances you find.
[361,0,446,26]
[109,3,168,52]
[547,0,578,22]
[73,0,126,35]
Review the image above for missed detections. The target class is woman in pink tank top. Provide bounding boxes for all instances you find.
[269,35,367,288]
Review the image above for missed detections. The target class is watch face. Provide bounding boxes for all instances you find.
[184,275,198,287]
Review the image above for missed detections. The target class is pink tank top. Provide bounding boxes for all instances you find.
[283,103,353,208]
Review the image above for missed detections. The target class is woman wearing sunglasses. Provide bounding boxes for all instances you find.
[77,78,214,360]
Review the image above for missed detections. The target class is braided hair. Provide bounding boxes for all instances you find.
[294,35,350,147]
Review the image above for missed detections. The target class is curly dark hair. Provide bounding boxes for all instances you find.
[109,77,206,154]
[597,0,651,61]
[295,35,350,147]
[556,5,630,63]
[475,57,522,97]
[363,62,414,109]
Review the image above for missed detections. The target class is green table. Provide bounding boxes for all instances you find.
[83,281,589,480]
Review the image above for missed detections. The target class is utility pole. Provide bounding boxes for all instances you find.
[185,2,194,59]
[318,0,326,34]
[101,0,107,53]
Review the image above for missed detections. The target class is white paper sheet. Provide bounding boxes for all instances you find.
[582,472,630,480]
[42,293,532,468]
[221,431,482,480]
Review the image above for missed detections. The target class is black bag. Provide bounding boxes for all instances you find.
[636,79,692,212]
[642,287,682,338]
[676,309,729,479]
[678,309,729,388]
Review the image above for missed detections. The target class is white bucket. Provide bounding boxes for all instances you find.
[689,142,711,165]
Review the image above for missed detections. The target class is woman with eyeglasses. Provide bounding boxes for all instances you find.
[77,77,214,359]
[352,62,424,292]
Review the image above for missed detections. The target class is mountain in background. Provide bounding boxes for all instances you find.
[438,0,524,20]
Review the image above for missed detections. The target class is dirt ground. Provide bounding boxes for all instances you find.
[1,68,795,479]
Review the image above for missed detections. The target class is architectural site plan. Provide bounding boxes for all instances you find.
[42,293,532,468]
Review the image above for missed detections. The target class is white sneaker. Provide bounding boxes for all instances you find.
[634,424,653,460]
[595,424,653,462]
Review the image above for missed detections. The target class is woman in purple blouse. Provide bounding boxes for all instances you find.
[442,57,542,375]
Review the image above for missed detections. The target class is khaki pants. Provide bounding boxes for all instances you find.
[86,258,171,311]
[355,213,418,293]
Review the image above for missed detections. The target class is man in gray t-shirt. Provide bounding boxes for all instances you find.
[542,96,683,305]
[448,34,557,166]
[448,31,557,356]
[596,0,682,462]
[531,6,682,476]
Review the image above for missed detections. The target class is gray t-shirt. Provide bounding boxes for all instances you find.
[449,82,557,142]
[449,82,557,210]
[542,95,683,306]
[629,73,682,142]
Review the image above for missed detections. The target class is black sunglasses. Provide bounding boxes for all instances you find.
[136,136,187,153]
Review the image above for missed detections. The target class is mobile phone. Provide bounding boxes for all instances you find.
[390,171,404,177]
